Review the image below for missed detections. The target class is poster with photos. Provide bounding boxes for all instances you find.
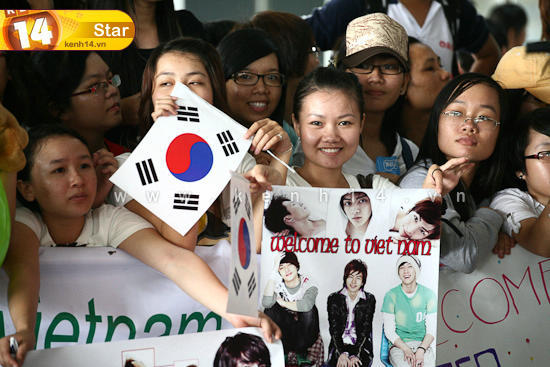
[23,327,284,366]
[260,186,441,367]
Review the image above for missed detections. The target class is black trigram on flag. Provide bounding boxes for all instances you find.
[217,130,239,157]
[177,106,200,122]
[232,270,241,295]
[173,193,199,211]
[136,159,158,186]
[247,273,257,298]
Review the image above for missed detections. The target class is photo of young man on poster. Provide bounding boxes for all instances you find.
[388,198,442,241]
[261,252,323,366]
[214,332,271,367]
[326,259,375,367]
[382,255,437,367]
[339,192,373,240]
[264,196,326,238]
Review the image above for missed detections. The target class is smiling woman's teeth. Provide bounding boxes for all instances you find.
[320,148,340,153]
[249,102,266,108]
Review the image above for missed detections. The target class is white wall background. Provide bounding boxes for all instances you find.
[475,0,542,43]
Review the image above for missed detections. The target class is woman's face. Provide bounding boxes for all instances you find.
[399,210,435,240]
[152,52,214,105]
[348,54,408,114]
[21,136,96,221]
[225,53,282,126]
[406,43,450,111]
[438,83,501,162]
[62,52,121,133]
[278,262,298,283]
[345,270,364,293]
[342,192,372,228]
[294,89,363,171]
[522,128,550,204]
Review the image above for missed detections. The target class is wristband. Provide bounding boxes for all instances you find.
[417,346,426,352]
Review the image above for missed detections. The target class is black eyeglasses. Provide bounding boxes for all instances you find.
[231,71,285,87]
[524,151,550,161]
[71,74,121,97]
[349,63,404,75]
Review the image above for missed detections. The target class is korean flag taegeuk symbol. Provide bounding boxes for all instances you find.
[109,83,251,237]
[166,133,213,182]
[227,173,258,317]
[238,218,251,269]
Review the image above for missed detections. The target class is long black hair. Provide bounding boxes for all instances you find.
[417,73,509,216]
[213,332,271,367]
[28,51,91,125]
[510,107,550,191]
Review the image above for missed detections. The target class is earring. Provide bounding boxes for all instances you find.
[519,173,525,180]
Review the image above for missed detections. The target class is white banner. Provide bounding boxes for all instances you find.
[0,243,234,349]
[436,245,550,366]
[24,327,284,366]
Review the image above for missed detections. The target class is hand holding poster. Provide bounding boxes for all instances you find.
[109,82,251,236]
[227,173,259,317]
[261,186,441,367]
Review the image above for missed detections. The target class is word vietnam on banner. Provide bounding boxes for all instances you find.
[110,83,251,236]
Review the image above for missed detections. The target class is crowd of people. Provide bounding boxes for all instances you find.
[1,0,549,366]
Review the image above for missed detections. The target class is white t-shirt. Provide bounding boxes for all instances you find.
[286,169,396,190]
[388,1,454,72]
[490,188,546,237]
[15,204,153,248]
[343,136,418,177]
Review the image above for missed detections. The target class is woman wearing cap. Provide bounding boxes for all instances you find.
[262,252,323,366]
[382,255,437,367]
[327,259,375,367]
[339,13,418,183]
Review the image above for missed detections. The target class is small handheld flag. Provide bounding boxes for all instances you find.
[109,83,252,236]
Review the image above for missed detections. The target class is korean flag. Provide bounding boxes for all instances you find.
[227,173,258,317]
[109,83,251,237]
